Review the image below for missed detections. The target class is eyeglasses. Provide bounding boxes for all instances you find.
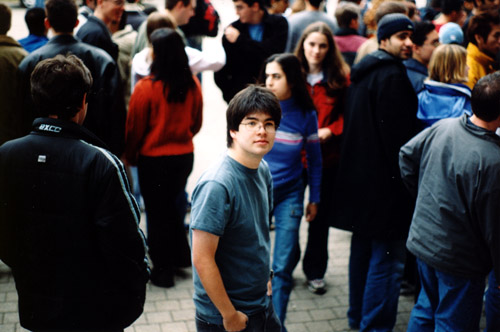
[240,121,276,133]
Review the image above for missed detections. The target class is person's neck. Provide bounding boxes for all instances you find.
[248,9,264,25]
[308,63,322,74]
[94,9,111,26]
[227,148,262,169]
[412,54,428,67]
[470,114,500,131]
[52,31,73,36]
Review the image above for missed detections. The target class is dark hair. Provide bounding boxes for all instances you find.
[25,7,46,36]
[0,3,11,35]
[45,0,78,33]
[166,0,191,10]
[467,13,500,47]
[226,85,281,147]
[150,28,195,103]
[411,20,436,46]
[260,53,316,112]
[440,0,464,14]
[31,54,93,120]
[232,0,265,9]
[471,72,500,122]
[294,22,349,94]
[335,2,360,28]
[146,12,176,43]
[308,0,324,8]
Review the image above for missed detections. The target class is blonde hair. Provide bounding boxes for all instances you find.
[428,44,468,84]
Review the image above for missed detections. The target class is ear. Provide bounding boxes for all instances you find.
[173,0,185,10]
[74,18,80,29]
[44,18,51,30]
[251,1,260,10]
[230,130,237,139]
[474,33,484,46]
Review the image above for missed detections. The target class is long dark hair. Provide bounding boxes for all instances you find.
[260,53,316,112]
[294,22,349,96]
[150,28,195,103]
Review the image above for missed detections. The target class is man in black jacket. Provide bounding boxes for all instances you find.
[0,54,149,332]
[17,0,126,156]
[331,13,417,331]
[214,0,287,103]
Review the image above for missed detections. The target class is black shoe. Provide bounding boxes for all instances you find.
[150,268,174,288]
[400,280,415,296]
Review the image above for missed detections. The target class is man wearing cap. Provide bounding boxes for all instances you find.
[331,13,418,331]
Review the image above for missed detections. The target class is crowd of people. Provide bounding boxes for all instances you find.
[1,0,500,330]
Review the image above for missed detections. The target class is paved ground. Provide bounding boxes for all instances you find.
[0,220,417,332]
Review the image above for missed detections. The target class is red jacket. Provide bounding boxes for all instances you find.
[125,76,203,165]
[307,76,349,167]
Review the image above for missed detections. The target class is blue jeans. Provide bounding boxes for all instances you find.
[347,234,405,331]
[407,259,485,332]
[485,271,500,332]
[271,179,304,331]
[195,302,281,332]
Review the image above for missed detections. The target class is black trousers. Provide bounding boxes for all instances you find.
[302,165,337,280]
[138,153,193,271]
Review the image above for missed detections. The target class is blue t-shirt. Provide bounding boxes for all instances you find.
[248,23,264,42]
[190,153,273,324]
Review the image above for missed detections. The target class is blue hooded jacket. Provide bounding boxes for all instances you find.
[417,80,472,128]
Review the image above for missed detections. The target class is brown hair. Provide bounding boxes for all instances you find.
[146,11,177,43]
[294,22,349,94]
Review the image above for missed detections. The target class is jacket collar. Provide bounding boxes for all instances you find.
[32,117,109,150]
[335,27,360,37]
[404,58,428,76]
[462,114,500,145]
[47,34,80,45]
[466,43,496,68]
[423,80,471,96]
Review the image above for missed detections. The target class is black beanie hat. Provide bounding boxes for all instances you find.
[377,13,414,42]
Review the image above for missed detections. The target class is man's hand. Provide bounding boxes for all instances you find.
[305,202,318,222]
[318,127,333,143]
[223,310,248,332]
[225,25,240,43]
[267,279,272,296]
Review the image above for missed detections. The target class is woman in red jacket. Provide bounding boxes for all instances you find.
[295,21,350,295]
[125,28,203,288]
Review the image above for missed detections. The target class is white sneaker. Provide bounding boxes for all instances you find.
[307,278,327,295]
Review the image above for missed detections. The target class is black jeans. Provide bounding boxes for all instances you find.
[138,153,193,270]
[195,301,281,332]
[302,165,337,280]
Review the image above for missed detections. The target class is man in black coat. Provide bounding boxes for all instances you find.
[331,13,418,331]
[214,0,287,103]
[0,54,149,332]
[17,0,126,156]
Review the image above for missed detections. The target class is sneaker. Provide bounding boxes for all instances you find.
[307,279,327,295]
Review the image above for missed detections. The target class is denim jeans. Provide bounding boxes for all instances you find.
[485,271,500,332]
[195,302,281,332]
[347,234,406,331]
[407,259,485,332]
[271,179,304,331]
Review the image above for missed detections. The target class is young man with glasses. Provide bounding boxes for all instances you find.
[190,85,282,332]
